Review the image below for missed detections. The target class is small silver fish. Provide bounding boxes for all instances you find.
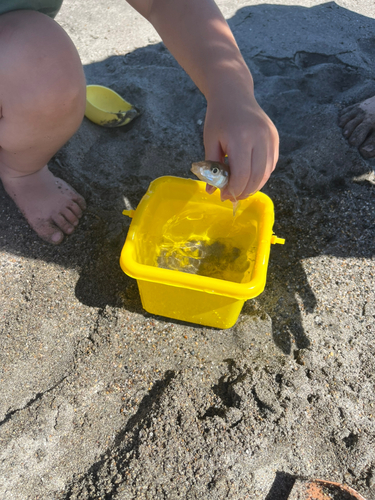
[191,160,239,215]
[191,160,229,189]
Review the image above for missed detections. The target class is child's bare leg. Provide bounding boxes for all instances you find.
[0,10,86,244]
[338,96,375,158]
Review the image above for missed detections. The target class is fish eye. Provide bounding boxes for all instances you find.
[211,167,219,174]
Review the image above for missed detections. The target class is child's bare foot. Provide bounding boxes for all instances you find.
[0,10,87,245]
[339,96,375,158]
[1,165,86,244]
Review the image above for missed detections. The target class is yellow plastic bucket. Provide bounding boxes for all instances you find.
[120,176,284,329]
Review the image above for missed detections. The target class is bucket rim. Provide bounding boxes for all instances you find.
[120,176,275,300]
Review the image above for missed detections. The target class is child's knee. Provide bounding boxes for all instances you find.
[0,10,86,152]
[0,10,86,122]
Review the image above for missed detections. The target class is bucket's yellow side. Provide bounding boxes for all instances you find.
[137,280,245,329]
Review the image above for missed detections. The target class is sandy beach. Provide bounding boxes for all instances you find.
[1,0,375,498]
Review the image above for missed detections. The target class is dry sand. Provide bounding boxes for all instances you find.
[1,1,375,498]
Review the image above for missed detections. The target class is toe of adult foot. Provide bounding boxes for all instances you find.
[338,104,362,128]
[359,131,375,158]
[347,121,372,147]
[341,115,364,140]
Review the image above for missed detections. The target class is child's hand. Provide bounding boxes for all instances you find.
[204,86,279,201]
[126,0,279,201]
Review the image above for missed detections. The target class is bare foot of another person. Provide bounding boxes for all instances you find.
[0,165,86,244]
[339,95,375,158]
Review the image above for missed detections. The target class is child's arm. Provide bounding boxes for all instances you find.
[126,0,279,200]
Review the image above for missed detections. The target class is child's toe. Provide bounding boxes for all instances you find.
[68,200,84,219]
[63,206,80,226]
[34,222,64,245]
[53,213,76,235]
[51,231,64,244]
[73,194,86,211]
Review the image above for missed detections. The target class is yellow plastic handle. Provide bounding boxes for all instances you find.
[271,235,285,245]
[122,209,135,218]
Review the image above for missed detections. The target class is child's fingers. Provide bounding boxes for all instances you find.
[239,145,272,198]
[227,123,278,199]
[203,100,279,201]
[204,130,224,163]
[221,145,253,200]
[222,141,273,200]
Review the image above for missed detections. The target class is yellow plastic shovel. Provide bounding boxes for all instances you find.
[85,85,140,127]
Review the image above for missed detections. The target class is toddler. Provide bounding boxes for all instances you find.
[0,0,279,244]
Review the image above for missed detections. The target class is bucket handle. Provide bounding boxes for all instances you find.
[271,234,285,245]
[122,209,135,218]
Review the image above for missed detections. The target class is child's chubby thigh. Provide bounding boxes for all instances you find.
[0,9,86,174]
